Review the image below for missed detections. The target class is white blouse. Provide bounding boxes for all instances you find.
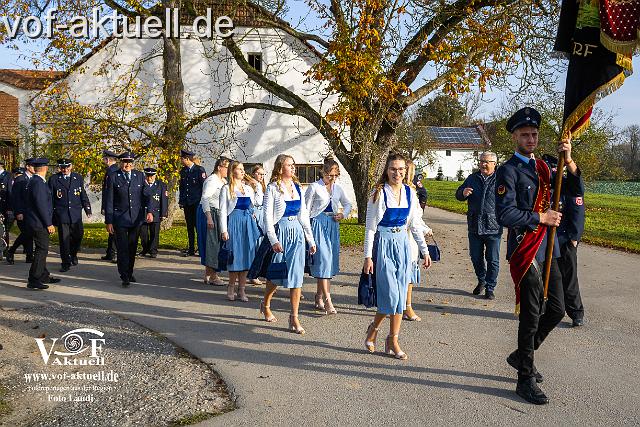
[305,179,353,219]
[364,183,429,259]
[218,183,256,234]
[200,174,226,212]
[253,184,265,207]
[263,181,315,247]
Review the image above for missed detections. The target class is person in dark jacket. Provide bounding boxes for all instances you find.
[455,151,502,299]
[0,159,12,259]
[6,159,35,264]
[104,152,153,287]
[49,159,92,272]
[179,149,206,256]
[101,150,119,262]
[24,158,61,289]
[544,155,586,327]
[139,168,168,258]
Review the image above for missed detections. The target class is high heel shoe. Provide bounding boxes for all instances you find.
[402,304,422,321]
[324,296,337,315]
[227,284,236,301]
[364,323,379,353]
[314,294,325,311]
[260,301,277,322]
[288,315,305,335]
[385,334,408,360]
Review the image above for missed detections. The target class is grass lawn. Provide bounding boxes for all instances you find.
[424,180,640,253]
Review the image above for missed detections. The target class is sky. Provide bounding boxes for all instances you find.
[0,13,638,130]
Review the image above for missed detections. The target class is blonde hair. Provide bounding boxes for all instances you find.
[269,154,300,192]
[227,161,244,199]
[404,159,416,189]
[372,153,408,202]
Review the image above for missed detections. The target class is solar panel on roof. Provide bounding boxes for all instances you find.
[426,127,483,145]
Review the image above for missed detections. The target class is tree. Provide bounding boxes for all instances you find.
[2,0,561,222]
[612,125,640,179]
[415,94,469,127]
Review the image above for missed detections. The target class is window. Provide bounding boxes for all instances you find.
[295,164,323,184]
[445,150,451,156]
[243,163,264,175]
[248,53,262,72]
[473,151,478,157]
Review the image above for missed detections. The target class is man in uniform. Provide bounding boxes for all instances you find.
[104,152,152,287]
[6,159,35,264]
[496,107,581,405]
[49,158,92,272]
[0,159,12,260]
[24,158,61,289]
[178,149,206,256]
[545,155,586,327]
[139,167,168,258]
[101,150,119,262]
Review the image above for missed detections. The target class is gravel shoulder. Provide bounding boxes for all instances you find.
[0,302,234,426]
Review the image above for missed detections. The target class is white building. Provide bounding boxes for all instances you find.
[0,1,357,211]
[418,126,491,180]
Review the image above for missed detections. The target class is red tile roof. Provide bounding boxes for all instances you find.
[0,69,64,90]
[0,91,19,141]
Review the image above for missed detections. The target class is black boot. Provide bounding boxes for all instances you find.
[6,250,14,265]
[507,350,544,383]
[516,377,549,405]
[472,282,485,295]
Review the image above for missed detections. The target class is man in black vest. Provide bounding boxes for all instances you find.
[139,168,168,258]
[101,150,119,262]
[6,159,35,264]
[104,152,152,287]
[179,149,206,256]
[49,159,92,272]
[24,158,61,289]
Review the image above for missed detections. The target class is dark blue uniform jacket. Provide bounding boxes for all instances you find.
[104,169,151,228]
[0,169,12,214]
[25,175,53,230]
[496,155,581,263]
[179,164,206,206]
[145,180,168,223]
[10,173,31,215]
[48,172,92,225]
[101,163,120,212]
[557,173,585,246]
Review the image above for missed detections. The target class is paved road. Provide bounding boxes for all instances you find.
[1,207,639,425]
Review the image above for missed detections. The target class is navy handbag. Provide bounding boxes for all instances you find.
[266,254,288,280]
[217,241,234,270]
[358,272,377,308]
[427,237,441,262]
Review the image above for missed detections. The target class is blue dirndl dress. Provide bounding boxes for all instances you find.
[309,203,340,279]
[374,185,412,315]
[227,196,261,272]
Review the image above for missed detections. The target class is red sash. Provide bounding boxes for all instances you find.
[508,159,551,314]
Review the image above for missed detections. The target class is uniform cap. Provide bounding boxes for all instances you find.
[506,107,541,133]
[57,158,72,167]
[143,167,157,175]
[119,151,135,161]
[13,167,26,174]
[102,149,118,158]
[180,149,195,158]
[24,158,35,165]
[31,157,49,166]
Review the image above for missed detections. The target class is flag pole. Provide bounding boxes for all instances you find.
[542,147,566,307]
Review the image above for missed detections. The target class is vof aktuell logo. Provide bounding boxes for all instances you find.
[35,328,105,366]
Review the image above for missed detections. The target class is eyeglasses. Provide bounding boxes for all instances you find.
[479,160,496,164]
[389,167,406,173]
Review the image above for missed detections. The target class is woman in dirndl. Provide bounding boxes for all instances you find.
[363,153,431,360]
[219,161,261,301]
[304,156,352,314]
[403,160,434,322]
[243,165,267,285]
[250,154,316,335]
[196,157,229,286]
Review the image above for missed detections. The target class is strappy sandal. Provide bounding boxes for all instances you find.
[260,301,277,322]
[314,293,325,311]
[324,296,337,315]
[385,334,408,360]
[288,315,305,335]
[365,323,379,353]
[402,304,422,321]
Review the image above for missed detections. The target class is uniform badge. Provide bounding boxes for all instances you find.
[56,189,62,199]
[74,188,81,196]
[153,194,160,201]
[575,197,583,206]
[497,185,506,196]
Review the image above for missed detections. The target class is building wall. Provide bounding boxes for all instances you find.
[0,82,38,159]
[421,149,479,180]
[44,27,357,216]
